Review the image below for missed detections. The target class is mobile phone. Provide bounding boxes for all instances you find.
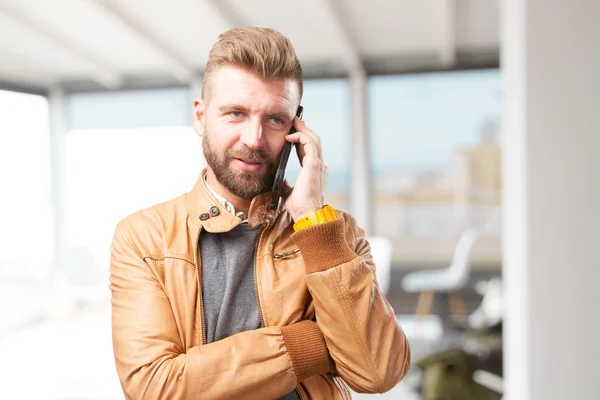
[269,105,303,210]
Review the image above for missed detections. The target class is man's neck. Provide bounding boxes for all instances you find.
[205,168,252,215]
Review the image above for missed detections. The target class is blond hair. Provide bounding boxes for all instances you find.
[202,27,303,100]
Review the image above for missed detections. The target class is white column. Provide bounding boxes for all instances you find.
[502,1,600,399]
[349,68,372,234]
[48,86,69,276]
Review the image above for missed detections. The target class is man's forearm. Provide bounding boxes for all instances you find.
[291,216,411,393]
[114,321,331,400]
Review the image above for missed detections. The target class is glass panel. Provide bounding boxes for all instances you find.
[369,69,502,267]
[68,88,192,130]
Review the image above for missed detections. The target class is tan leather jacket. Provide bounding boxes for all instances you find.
[110,169,411,400]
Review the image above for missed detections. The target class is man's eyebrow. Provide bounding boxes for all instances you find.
[265,111,293,122]
[218,104,251,114]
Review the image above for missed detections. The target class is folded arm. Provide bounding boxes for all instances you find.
[110,224,331,400]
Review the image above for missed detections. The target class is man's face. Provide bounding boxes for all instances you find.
[194,66,300,199]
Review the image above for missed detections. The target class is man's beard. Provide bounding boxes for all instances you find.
[202,131,279,199]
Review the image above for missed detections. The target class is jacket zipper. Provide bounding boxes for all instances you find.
[194,227,207,345]
[273,249,300,260]
[253,224,266,328]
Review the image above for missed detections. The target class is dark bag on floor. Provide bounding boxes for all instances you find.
[416,349,495,400]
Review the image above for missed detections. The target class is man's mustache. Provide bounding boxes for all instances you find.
[226,147,269,163]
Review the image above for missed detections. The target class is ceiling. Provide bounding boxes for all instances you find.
[0,0,500,94]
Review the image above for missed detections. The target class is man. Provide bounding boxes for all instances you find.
[110,27,410,400]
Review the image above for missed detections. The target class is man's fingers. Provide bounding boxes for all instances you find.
[292,116,305,132]
[295,118,321,148]
[285,129,322,159]
[286,135,321,165]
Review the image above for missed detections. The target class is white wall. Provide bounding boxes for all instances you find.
[502,1,600,399]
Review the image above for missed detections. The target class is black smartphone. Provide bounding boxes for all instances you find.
[269,105,303,210]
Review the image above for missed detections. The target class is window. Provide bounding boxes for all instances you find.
[368,70,501,266]
[65,126,203,270]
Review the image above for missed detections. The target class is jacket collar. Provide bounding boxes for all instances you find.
[185,168,284,232]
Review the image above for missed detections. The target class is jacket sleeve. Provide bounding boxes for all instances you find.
[291,213,411,393]
[110,224,331,400]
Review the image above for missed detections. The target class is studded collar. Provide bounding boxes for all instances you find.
[204,174,248,223]
[185,168,284,232]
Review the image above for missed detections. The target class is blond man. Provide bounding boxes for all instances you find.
[110,27,410,400]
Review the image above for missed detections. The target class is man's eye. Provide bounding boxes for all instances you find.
[231,111,243,118]
[270,118,283,125]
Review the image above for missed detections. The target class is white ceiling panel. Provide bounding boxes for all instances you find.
[3,0,173,73]
[108,0,232,68]
[0,10,100,77]
[0,0,500,91]
[228,0,349,62]
[341,0,443,56]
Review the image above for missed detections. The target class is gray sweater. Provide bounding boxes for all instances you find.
[200,224,300,400]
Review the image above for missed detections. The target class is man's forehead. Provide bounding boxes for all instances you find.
[209,67,300,108]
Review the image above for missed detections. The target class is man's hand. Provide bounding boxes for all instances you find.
[284,117,328,222]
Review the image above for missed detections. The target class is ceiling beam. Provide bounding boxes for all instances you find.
[439,0,457,67]
[322,0,363,74]
[0,1,121,89]
[205,0,246,28]
[93,0,196,84]
[0,78,48,96]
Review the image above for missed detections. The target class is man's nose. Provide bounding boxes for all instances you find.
[239,119,264,149]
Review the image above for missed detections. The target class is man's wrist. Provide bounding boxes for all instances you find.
[293,205,338,232]
[291,203,323,223]
[291,217,356,273]
[280,321,332,381]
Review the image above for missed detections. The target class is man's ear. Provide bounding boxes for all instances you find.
[193,98,206,138]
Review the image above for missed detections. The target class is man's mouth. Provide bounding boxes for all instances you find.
[236,157,261,164]
[233,157,265,172]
